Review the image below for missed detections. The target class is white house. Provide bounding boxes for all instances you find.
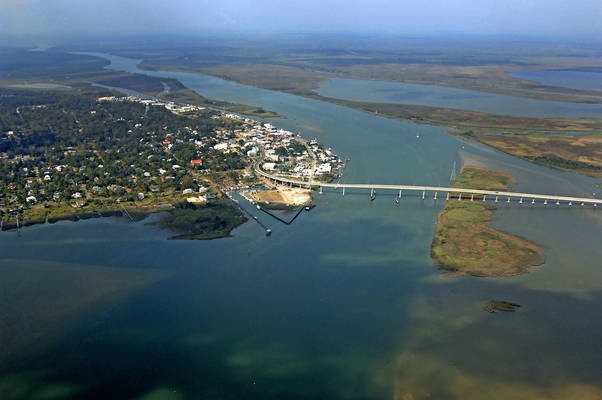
[214,142,229,151]
[262,162,276,171]
[316,163,332,175]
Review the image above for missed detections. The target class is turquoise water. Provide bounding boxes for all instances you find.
[1,53,601,399]
[315,77,602,118]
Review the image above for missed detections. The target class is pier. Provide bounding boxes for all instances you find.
[226,192,272,235]
[259,204,314,225]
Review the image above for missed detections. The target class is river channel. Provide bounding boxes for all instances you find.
[316,77,602,118]
[1,53,601,399]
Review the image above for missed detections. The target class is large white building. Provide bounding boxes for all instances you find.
[262,162,276,171]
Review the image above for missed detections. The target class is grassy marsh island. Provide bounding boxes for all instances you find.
[310,96,602,178]
[474,134,602,178]
[159,200,247,240]
[431,167,545,277]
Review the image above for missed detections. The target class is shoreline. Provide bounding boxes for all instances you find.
[102,54,602,179]
[1,202,247,241]
[0,207,155,232]
[430,166,546,277]
[137,61,602,104]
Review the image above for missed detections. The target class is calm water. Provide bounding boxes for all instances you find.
[1,53,601,400]
[315,77,602,118]
[510,69,602,92]
[9,83,71,89]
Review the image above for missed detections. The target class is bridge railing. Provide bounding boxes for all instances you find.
[255,168,602,206]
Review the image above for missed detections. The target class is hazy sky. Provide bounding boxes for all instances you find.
[1,0,601,38]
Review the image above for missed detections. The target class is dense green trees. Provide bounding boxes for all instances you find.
[0,88,247,210]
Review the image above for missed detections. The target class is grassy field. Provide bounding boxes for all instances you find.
[451,166,514,191]
[431,167,545,277]
[168,63,332,95]
[318,97,602,133]
[338,63,602,103]
[475,134,602,177]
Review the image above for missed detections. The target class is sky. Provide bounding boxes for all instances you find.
[0,0,601,38]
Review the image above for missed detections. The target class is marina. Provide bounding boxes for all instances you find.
[2,51,602,400]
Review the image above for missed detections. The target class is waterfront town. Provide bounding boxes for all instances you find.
[0,88,343,228]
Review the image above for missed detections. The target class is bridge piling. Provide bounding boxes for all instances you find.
[254,169,602,209]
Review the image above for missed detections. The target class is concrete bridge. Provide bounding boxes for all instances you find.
[255,169,602,207]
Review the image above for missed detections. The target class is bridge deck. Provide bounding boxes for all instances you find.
[256,169,602,205]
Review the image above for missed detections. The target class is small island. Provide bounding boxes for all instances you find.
[431,166,545,277]
[159,200,248,240]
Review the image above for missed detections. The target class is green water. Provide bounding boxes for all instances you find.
[1,53,601,400]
